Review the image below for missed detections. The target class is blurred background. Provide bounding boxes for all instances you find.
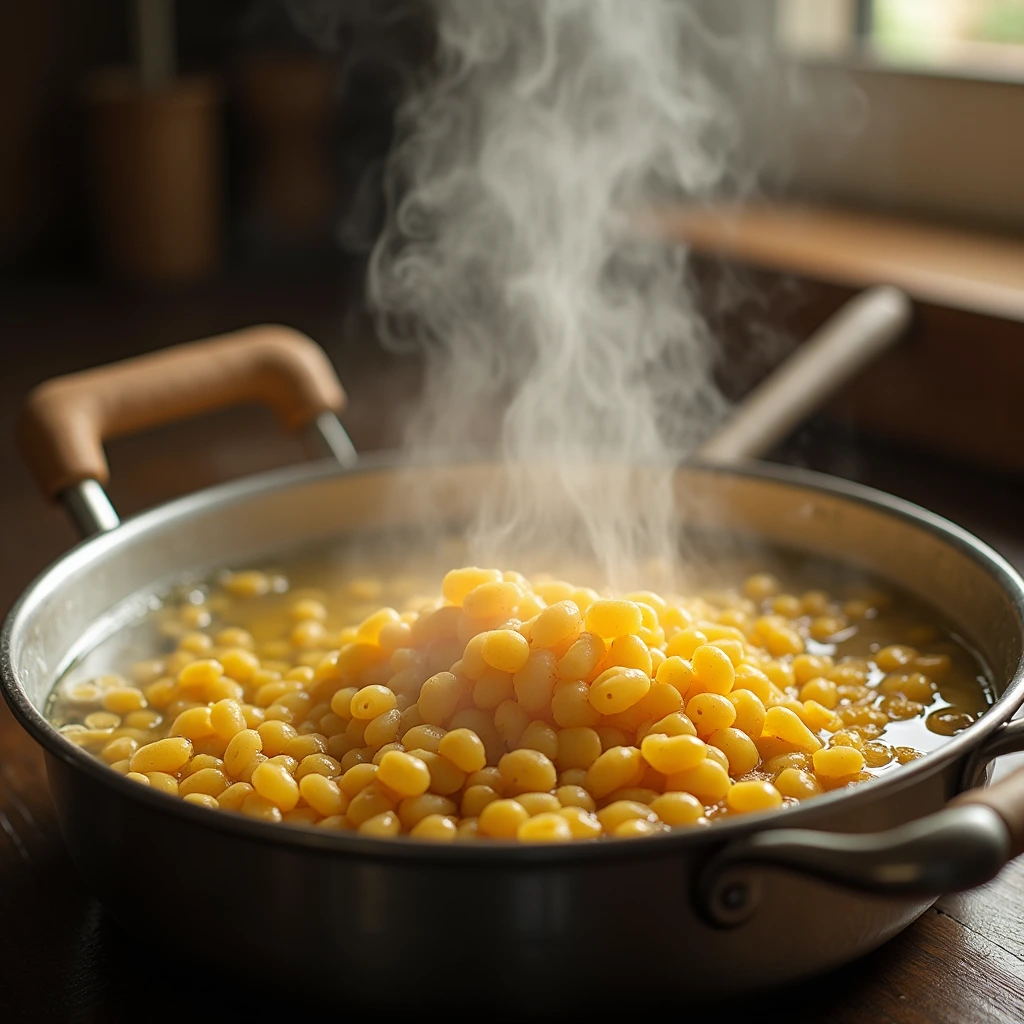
[1,0,1023,589]
[1,5,1024,1015]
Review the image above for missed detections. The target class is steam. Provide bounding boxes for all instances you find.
[286,0,767,589]
[369,0,746,588]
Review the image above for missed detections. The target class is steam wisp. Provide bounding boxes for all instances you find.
[369,0,740,588]
[280,0,764,587]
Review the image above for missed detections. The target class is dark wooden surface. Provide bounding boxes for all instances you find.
[2,272,1024,1022]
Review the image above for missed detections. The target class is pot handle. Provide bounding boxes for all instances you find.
[697,725,1024,929]
[696,285,912,465]
[19,325,357,536]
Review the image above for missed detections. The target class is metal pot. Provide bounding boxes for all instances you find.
[4,290,1024,1009]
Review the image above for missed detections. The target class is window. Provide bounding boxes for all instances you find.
[778,0,1024,81]
[869,0,1024,79]
[772,0,1024,230]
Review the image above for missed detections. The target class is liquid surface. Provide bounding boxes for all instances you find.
[48,540,992,841]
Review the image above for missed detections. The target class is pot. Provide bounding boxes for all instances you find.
[83,70,223,283]
[4,290,1024,1010]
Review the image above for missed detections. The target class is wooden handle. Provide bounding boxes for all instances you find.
[19,325,346,499]
[697,286,912,465]
[952,766,1024,860]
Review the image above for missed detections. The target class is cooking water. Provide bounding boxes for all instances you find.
[50,532,992,778]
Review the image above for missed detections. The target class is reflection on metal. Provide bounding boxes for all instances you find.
[509,872,571,938]
[61,480,121,538]
[307,412,359,469]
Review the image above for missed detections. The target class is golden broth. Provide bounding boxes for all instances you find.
[47,538,992,839]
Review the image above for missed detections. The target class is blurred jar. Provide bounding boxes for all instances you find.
[235,53,338,261]
[84,70,223,283]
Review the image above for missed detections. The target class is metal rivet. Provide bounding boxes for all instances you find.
[695,868,761,930]
[721,882,749,911]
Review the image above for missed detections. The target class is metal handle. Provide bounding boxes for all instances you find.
[697,285,912,465]
[698,720,1024,929]
[18,325,358,537]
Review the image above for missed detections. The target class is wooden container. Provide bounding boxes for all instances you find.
[84,70,222,282]
[235,54,338,256]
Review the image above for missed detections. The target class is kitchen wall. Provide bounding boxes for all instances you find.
[696,0,1024,232]
[3,0,1020,279]
[0,0,430,276]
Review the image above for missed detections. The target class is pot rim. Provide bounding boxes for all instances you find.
[4,451,1024,865]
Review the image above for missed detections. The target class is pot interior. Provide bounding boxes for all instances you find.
[6,458,1024,748]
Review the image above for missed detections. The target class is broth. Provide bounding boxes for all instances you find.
[47,537,992,840]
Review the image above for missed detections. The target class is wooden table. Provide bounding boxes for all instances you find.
[2,275,1023,1022]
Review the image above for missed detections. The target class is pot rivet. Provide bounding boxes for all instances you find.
[695,868,761,929]
[721,882,749,911]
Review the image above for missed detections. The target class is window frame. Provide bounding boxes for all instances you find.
[777,0,1024,85]
[771,0,1024,231]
